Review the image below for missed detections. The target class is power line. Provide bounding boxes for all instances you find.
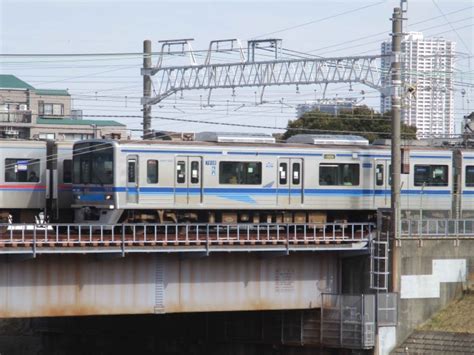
[251,1,386,39]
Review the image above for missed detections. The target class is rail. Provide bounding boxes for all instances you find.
[0,222,374,255]
[401,219,474,237]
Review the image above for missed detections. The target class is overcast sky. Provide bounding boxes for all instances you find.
[1,0,473,136]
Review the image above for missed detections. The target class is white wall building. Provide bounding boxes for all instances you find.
[381,32,455,138]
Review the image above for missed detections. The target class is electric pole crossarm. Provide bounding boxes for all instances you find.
[141,55,385,106]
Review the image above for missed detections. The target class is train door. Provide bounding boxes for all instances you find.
[277,158,303,206]
[127,156,139,203]
[374,160,389,207]
[175,156,203,204]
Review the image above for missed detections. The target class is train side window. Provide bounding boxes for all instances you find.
[63,159,72,183]
[465,166,474,187]
[279,163,288,185]
[5,158,40,183]
[127,161,136,183]
[414,165,448,186]
[147,160,159,184]
[292,162,301,185]
[376,164,384,186]
[177,161,186,184]
[190,161,199,184]
[219,161,262,185]
[319,163,360,186]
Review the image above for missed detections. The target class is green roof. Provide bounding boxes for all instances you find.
[34,89,69,96]
[37,118,126,127]
[0,74,35,90]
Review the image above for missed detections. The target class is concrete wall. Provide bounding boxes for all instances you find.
[396,238,474,344]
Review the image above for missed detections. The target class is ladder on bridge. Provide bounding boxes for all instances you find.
[370,232,389,292]
[370,210,390,292]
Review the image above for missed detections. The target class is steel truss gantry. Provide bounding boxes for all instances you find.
[141,39,386,107]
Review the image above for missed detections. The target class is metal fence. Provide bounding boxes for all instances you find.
[321,293,375,349]
[377,293,398,327]
[401,219,474,237]
[0,222,374,255]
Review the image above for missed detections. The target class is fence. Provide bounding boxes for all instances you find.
[0,222,374,255]
[401,219,474,237]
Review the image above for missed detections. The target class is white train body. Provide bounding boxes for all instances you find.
[71,138,463,225]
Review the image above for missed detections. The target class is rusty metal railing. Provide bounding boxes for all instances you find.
[401,219,474,237]
[0,222,374,255]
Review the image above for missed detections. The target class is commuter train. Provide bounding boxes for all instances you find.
[71,133,474,225]
[0,139,74,223]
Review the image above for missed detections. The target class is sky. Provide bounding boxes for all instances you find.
[0,0,473,137]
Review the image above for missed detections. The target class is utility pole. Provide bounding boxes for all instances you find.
[143,40,152,139]
[390,7,403,292]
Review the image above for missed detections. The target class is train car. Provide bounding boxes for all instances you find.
[0,140,48,222]
[71,134,456,225]
[0,139,73,223]
[454,149,474,218]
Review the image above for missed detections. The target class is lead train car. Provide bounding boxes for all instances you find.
[0,139,73,222]
[72,137,461,225]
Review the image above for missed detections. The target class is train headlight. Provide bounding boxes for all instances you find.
[74,194,81,200]
[105,194,113,200]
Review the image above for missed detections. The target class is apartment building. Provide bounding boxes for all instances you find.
[381,32,455,138]
[0,75,128,140]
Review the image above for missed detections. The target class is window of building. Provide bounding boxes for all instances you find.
[414,165,448,186]
[319,163,360,186]
[63,159,72,183]
[465,166,474,187]
[38,102,64,116]
[5,158,40,183]
[147,160,159,184]
[219,161,262,185]
[38,133,55,140]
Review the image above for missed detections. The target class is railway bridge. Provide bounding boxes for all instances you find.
[0,222,373,318]
[1,218,473,354]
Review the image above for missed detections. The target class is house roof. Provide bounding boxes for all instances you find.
[34,89,70,96]
[0,75,70,96]
[37,117,126,127]
[0,74,35,90]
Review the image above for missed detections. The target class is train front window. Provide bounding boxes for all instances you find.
[5,158,40,183]
[73,142,114,184]
[466,166,474,187]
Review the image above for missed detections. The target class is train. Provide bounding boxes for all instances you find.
[0,139,74,223]
[69,133,474,225]
[2,133,473,226]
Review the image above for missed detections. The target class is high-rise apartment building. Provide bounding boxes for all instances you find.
[381,32,455,138]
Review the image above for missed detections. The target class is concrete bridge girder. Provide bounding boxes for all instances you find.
[0,253,338,318]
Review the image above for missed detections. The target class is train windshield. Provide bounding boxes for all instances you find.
[73,142,114,184]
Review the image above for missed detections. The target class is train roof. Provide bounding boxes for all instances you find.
[76,138,457,152]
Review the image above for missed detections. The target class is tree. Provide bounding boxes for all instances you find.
[283,105,417,142]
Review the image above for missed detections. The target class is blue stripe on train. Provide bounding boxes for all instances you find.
[77,187,452,195]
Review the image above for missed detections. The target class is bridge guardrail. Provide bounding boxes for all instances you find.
[401,219,474,237]
[0,222,374,255]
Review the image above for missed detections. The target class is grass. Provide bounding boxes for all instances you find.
[418,292,474,333]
